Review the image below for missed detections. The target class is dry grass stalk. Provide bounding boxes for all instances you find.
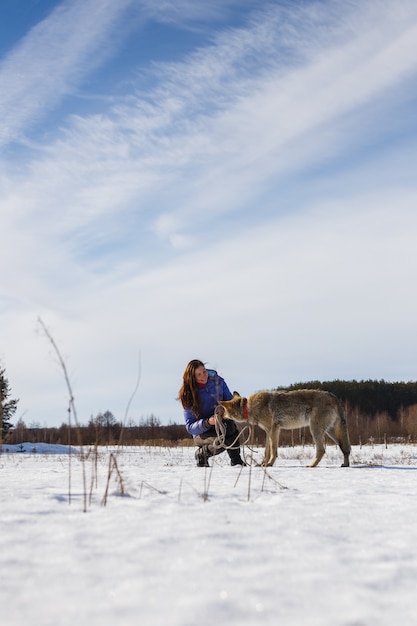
[38,317,88,512]
[88,445,99,505]
[101,452,125,506]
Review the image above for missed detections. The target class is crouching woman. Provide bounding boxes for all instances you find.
[178,359,245,467]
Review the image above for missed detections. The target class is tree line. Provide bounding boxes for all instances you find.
[2,369,417,447]
[6,413,190,447]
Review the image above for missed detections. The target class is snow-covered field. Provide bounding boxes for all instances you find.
[1,443,416,626]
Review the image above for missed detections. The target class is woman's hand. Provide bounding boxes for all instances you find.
[207,414,221,426]
[208,405,225,426]
[214,405,225,419]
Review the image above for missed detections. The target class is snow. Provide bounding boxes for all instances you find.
[1,443,416,626]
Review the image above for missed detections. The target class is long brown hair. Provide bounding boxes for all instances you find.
[178,359,205,417]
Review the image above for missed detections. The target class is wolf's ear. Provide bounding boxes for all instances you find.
[232,391,241,398]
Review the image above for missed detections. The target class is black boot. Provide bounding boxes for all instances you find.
[228,450,246,466]
[195,445,210,467]
[231,457,246,466]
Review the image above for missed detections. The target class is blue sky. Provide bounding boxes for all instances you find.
[2,0,417,428]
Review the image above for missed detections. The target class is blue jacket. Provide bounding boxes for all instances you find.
[183,370,233,437]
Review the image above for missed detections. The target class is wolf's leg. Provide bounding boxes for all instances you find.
[266,425,280,466]
[326,424,351,467]
[261,430,271,466]
[308,423,326,468]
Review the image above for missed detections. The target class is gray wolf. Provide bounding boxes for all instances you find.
[220,389,351,467]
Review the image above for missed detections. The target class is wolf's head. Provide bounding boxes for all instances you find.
[220,391,248,422]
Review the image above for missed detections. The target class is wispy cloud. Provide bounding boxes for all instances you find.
[0,0,133,146]
[2,0,416,278]
[7,2,417,218]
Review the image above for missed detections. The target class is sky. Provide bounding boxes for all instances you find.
[1,0,417,428]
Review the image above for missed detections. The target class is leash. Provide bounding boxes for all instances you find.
[212,405,252,452]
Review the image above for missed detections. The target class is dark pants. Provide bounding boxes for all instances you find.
[194,420,242,462]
